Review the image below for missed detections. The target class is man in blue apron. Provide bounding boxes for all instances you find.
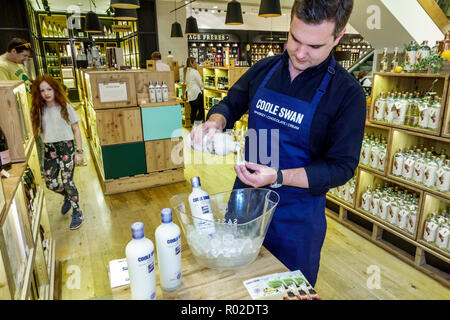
[190,0,365,287]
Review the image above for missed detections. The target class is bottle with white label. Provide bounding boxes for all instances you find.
[394,93,408,125]
[436,159,450,192]
[378,138,387,172]
[392,148,405,176]
[188,177,216,237]
[407,208,417,234]
[423,213,439,242]
[149,81,156,103]
[361,185,372,211]
[162,81,169,102]
[373,92,386,122]
[384,93,395,123]
[418,97,430,129]
[402,149,415,180]
[370,186,381,216]
[424,154,438,188]
[155,208,182,291]
[125,222,156,300]
[413,151,426,185]
[155,81,163,103]
[428,96,441,131]
[436,218,449,250]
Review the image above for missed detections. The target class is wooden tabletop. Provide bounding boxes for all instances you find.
[111,244,289,300]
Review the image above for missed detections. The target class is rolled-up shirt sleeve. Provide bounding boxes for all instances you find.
[304,85,366,196]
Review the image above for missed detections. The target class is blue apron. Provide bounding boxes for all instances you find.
[233,56,336,286]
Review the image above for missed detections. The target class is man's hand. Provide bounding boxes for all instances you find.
[189,114,226,149]
[234,162,278,188]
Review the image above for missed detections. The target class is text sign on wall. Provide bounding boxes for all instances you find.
[187,34,230,41]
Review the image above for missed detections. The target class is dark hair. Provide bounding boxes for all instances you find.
[151,51,161,60]
[7,38,32,54]
[291,0,354,38]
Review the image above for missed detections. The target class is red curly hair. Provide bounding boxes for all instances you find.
[31,75,70,135]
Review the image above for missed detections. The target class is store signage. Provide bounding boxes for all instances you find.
[187,34,230,41]
[111,25,133,33]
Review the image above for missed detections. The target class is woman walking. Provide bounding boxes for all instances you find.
[184,57,204,124]
[31,75,84,230]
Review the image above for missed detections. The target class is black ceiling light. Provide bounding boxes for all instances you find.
[171,0,183,38]
[225,0,243,25]
[114,8,138,20]
[110,0,140,9]
[185,16,199,35]
[85,11,103,33]
[258,0,281,17]
[185,2,199,35]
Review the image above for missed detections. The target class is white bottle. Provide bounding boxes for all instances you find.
[162,81,169,102]
[125,222,156,300]
[155,81,163,103]
[149,81,156,103]
[188,177,216,237]
[155,208,182,291]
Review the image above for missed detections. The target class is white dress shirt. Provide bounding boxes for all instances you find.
[185,67,203,101]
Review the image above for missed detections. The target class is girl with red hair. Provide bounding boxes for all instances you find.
[31,75,84,230]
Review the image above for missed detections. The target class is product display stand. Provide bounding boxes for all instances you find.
[81,70,185,195]
[0,81,56,300]
[326,72,450,288]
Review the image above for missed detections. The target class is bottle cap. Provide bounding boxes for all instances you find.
[161,208,173,224]
[190,176,201,188]
[131,222,145,240]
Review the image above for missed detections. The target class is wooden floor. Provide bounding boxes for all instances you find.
[44,121,450,300]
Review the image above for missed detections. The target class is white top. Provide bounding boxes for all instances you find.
[185,67,203,102]
[155,60,171,71]
[40,103,80,143]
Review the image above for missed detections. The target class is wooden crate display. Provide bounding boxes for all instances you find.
[356,168,423,240]
[0,81,33,163]
[370,72,449,136]
[360,122,392,176]
[134,70,175,106]
[95,107,143,146]
[101,142,147,180]
[417,193,450,260]
[145,138,184,173]
[387,129,450,199]
[141,105,182,141]
[84,71,137,109]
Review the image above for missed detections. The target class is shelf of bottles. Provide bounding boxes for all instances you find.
[43,42,75,87]
[335,42,373,70]
[328,174,357,208]
[419,193,450,258]
[250,43,283,65]
[357,169,422,240]
[120,35,139,69]
[25,2,45,76]
[360,124,390,176]
[370,72,449,137]
[189,43,241,67]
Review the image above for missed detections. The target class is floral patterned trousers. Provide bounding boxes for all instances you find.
[44,140,79,209]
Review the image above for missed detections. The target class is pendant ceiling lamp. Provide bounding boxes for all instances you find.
[110,0,140,9]
[171,0,183,37]
[185,2,199,35]
[114,8,138,20]
[258,0,281,17]
[85,11,102,33]
[225,0,243,25]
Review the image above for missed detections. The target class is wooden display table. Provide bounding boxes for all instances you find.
[111,245,290,300]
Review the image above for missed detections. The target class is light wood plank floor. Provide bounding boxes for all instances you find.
[44,122,450,300]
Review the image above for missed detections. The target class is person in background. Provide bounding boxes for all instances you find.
[190,0,365,286]
[30,75,84,230]
[151,51,171,71]
[0,38,32,92]
[357,69,372,87]
[184,57,205,123]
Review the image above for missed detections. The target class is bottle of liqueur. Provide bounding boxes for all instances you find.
[428,96,441,131]
[0,127,12,171]
[418,40,431,63]
[379,47,389,72]
[405,41,418,72]
[390,47,399,72]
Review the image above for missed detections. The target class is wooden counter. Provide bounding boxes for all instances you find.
[111,245,290,300]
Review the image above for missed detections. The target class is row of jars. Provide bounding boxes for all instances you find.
[423,211,450,252]
[392,146,450,192]
[328,177,356,204]
[361,184,419,234]
[360,134,387,172]
[373,92,441,131]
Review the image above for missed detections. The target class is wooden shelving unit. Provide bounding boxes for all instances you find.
[326,72,450,288]
[0,81,55,300]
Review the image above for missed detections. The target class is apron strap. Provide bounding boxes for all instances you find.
[310,57,337,107]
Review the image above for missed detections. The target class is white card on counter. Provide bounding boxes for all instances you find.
[98,82,128,103]
[109,258,130,288]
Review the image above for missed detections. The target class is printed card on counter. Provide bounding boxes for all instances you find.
[109,258,130,288]
[243,270,320,300]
